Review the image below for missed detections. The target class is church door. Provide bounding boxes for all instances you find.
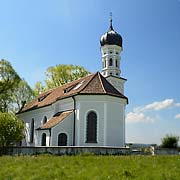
[58,133,67,146]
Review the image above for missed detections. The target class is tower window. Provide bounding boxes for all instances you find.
[104,61,106,68]
[86,111,97,143]
[109,58,113,66]
[116,52,119,55]
[110,51,112,54]
[116,59,118,67]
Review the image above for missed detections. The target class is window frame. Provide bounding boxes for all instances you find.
[85,111,98,143]
[58,133,68,146]
[41,133,46,146]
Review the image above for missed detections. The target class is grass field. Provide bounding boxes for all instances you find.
[0,155,180,180]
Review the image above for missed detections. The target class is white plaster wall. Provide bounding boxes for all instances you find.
[106,100,125,147]
[75,95,126,147]
[51,113,74,146]
[37,129,50,146]
[106,76,126,94]
[18,94,126,147]
[53,97,74,114]
[18,106,53,146]
[75,95,104,146]
[18,97,74,147]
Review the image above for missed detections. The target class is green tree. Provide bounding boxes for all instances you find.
[34,81,45,96]
[0,59,20,94]
[0,59,34,113]
[0,59,21,112]
[34,64,89,95]
[160,134,179,148]
[13,79,35,112]
[0,112,24,147]
[45,64,89,89]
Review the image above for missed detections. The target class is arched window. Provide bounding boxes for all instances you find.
[109,58,113,66]
[86,111,97,143]
[41,133,46,146]
[43,116,47,124]
[30,119,34,143]
[58,133,67,146]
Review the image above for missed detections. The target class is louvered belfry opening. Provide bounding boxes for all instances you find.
[86,111,97,143]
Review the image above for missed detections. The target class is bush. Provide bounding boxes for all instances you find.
[160,134,179,148]
[0,112,24,148]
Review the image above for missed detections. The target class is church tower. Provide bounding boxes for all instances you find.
[100,15,126,94]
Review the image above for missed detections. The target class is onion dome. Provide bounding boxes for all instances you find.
[100,18,122,47]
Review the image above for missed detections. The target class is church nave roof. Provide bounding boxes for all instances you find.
[19,72,128,113]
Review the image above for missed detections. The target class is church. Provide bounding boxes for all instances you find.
[18,18,128,147]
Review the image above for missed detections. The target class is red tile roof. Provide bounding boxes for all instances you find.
[19,72,128,113]
[38,110,73,129]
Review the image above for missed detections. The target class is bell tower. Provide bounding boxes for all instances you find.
[100,15,126,94]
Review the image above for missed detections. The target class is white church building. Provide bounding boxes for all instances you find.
[18,18,128,147]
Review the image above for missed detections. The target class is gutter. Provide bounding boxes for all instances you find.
[72,96,76,146]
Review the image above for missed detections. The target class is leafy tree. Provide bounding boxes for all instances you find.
[34,81,45,96]
[13,79,34,112]
[45,64,89,89]
[0,112,24,147]
[0,59,34,113]
[34,64,89,95]
[0,59,20,94]
[160,134,179,148]
[0,59,20,112]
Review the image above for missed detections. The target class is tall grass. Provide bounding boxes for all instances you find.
[0,155,180,179]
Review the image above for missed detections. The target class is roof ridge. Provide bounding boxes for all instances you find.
[97,72,106,93]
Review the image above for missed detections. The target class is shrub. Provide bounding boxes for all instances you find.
[0,112,24,148]
[160,134,179,148]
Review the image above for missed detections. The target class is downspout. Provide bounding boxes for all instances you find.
[72,96,76,146]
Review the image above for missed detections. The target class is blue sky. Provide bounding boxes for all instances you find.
[0,0,180,145]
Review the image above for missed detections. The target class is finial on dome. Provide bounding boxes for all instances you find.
[109,12,113,30]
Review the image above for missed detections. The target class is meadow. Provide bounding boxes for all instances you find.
[0,155,179,180]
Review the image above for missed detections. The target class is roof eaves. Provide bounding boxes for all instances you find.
[106,75,127,81]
